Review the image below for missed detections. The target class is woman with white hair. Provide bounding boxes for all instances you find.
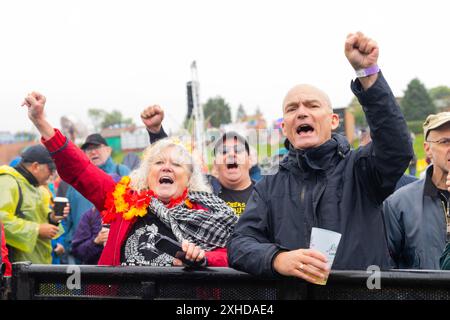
[22,92,237,267]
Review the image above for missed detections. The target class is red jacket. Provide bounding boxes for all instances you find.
[1,224,11,277]
[42,129,228,266]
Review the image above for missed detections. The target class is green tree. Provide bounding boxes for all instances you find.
[236,104,247,122]
[88,108,134,129]
[347,97,367,127]
[401,78,436,121]
[14,131,37,142]
[203,96,232,128]
[88,108,107,131]
[429,86,450,100]
[102,110,134,129]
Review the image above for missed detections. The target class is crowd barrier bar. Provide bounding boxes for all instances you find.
[10,262,450,300]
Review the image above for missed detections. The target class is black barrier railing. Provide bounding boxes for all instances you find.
[9,262,450,300]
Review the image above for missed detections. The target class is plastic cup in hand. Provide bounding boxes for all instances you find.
[53,197,68,216]
[309,227,342,285]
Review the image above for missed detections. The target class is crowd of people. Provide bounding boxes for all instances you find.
[2,31,450,290]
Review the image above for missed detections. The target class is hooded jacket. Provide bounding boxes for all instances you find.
[227,73,414,276]
[0,165,63,264]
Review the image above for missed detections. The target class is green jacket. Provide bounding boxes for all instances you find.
[0,165,62,264]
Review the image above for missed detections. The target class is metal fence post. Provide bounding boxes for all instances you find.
[11,262,33,300]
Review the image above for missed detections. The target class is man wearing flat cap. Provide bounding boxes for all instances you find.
[384,112,450,269]
[0,144,66,264]
[58,133,130,264]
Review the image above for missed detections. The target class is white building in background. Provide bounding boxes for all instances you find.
[120,127,149,151]
[0,131,15,144]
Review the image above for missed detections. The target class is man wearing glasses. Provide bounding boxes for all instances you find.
[0,145,65,264]
[210,131,253,216]
[58,133,130,264]
[384,112,450,269]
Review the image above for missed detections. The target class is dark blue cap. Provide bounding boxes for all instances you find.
[81,133,108,150]
[21,144,56,170]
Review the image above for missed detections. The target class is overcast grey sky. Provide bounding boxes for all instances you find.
[2,0,450,135]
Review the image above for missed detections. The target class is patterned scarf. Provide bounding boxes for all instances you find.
[149,191,238,250]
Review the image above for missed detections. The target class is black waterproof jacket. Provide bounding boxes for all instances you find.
[227,73,414,276]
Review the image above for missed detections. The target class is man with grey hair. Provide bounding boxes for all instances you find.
[384,112,450,269]
[227,32,413,285]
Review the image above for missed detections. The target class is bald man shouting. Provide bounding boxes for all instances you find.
[227,32,414,285]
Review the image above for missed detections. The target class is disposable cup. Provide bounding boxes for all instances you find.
[308,227,341,285]
[53,197,68,216]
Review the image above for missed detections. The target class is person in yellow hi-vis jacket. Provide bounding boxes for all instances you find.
[0,145,68,264]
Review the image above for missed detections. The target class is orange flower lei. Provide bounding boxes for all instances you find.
[101,176,189,223]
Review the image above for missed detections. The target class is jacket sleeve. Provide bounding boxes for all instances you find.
[1,224,12,276]
[352,73,414,204]
[42,129,116,212]
[147,127,168,144]
[382,197,403,268]
[227,186,283,277]
[118,164,130,176]
[71,210,103,264]
[205,247,228,267]
[0,176,39,253]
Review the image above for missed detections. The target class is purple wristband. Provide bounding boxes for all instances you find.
[355,65,380,78]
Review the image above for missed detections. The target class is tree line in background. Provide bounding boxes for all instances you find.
[200,79,450,132]
[349,79,450,134]
[36,79,450,133]
[88,109,135,131]
[86,97,257,132]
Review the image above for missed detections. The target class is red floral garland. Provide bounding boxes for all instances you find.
[101,176,189,223]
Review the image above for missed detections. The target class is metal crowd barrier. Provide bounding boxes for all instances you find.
[9,262,450,300]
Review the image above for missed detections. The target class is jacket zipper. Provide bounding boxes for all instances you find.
[300,184,309,245]
[300,185,305,203]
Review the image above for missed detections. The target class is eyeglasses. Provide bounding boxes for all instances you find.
[217,144,246,155]
[426,138,450,146]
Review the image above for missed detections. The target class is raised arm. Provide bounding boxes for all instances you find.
[22,92,55,139]
[345,31,379,90]
[141,105,168,144]
[21,92,116,211]
[345,33,413,203]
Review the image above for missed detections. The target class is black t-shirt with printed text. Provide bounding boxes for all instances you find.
[219,184,254,217]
